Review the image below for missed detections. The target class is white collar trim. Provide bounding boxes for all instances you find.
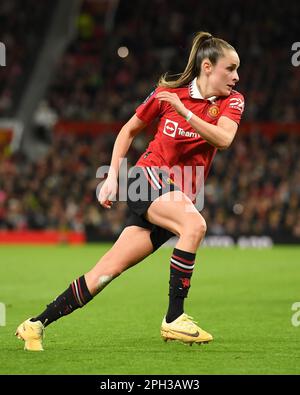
[189,77,217,102]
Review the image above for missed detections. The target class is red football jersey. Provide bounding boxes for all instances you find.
[135,78,245,202]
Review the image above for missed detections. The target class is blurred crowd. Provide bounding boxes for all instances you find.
[1,0,299,120]
[0,0,55,115]
[44,0,300,123]
[203,132,300,242]
[0,0,299,243]
[1,131,299,242]
[0,130,149,240]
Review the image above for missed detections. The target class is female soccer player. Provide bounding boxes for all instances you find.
[16,31,244,350]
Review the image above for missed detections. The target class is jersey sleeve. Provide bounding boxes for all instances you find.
[220,92,245,125]
[135,88,161,124]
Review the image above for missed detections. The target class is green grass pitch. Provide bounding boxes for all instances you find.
[0,244,300,375]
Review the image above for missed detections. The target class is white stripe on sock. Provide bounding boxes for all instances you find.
[171,258,194,270]
[73,280,83,306]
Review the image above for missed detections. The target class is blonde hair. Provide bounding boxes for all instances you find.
[158,31,236,88]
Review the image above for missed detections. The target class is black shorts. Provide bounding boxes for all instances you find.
[125,166,180,251]
[124,212,175,252]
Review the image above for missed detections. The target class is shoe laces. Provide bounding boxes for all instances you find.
[31,320,45,338]
[179,314,198,329]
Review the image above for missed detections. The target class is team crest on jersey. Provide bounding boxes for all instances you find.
[207,105,220,118]
[166,177,174,185]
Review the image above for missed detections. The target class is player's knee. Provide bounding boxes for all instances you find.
[199,217,207,237]
[181,215,207,244]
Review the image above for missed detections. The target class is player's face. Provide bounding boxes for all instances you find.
[209,50,240,96]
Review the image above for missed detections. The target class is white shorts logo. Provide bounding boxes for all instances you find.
[163,119,178,137]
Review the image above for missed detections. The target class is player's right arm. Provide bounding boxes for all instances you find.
[99,114,146,208]
[99,88,161,208]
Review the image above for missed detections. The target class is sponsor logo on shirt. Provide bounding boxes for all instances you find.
[178,129,198,138]
[229,97,244,113]
[163,119,178,137]
[163,118,198,139]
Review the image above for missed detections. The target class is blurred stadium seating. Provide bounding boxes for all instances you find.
[0,0,56,116]
[0,0,299,244]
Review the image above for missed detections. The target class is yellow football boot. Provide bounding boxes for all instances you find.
[15,319,44,351]
[161,313,213,346]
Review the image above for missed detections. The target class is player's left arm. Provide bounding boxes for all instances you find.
[186,114,238,150]
[156,91,242,150]
[215,116,238,150]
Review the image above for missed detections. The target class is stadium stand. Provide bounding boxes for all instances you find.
[0,129,299,243]
[0,0,56,116]
[0,0,299,243]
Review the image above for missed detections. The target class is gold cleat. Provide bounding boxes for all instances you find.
[161,313,213,345]
[15,319,44,351]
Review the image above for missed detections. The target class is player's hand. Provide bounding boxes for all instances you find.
[98,175,118,209]
[156,91,188,118]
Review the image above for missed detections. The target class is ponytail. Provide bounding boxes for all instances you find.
[158,31,235,89]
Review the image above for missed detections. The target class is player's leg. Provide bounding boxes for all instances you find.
[15,225,153,350]
[146,190,206,252]
[145,190,213,344]
[85,225,154,294]
[146,190,206,321]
